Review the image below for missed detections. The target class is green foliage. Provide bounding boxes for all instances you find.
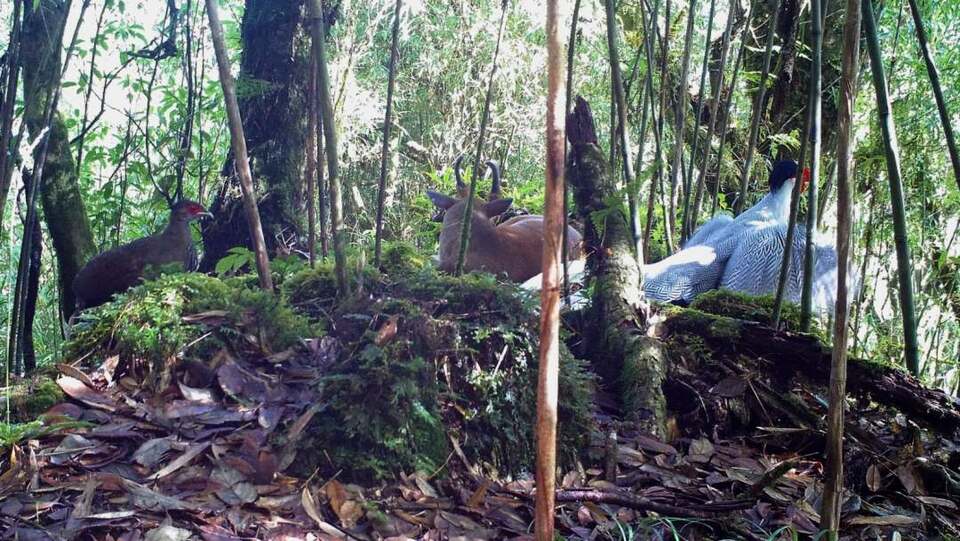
[215,246,256,276]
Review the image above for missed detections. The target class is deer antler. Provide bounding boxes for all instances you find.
[485,160,501,201]
[453,154,467,197]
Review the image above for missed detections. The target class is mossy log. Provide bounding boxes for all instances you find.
[660,307,960,434]
[566,97,668,437]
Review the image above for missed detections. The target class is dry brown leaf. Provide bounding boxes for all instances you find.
[325,479,348,516]
[148,442,210,480]
[466,478,490,508]
[866,463,882,492]
[57,376,116,411]
[847,514,919,526]
[375,315,400,346]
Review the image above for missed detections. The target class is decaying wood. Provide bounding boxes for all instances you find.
[660,311,960,434]
[566,97,668,438]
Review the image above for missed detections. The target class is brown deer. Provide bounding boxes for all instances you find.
[427,159,582,282]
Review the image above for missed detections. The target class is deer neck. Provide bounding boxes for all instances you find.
[441,210,501,258]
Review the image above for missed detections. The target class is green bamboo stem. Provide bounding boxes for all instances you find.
[862,0,920,376]
[680,0,718,242]
[457,0,508,276]
[735,0,780,215]
[709,0,756,217]
[688,0,736,235]
[907,0,960,192]
[799,0,823,331]
[666,0,699,249]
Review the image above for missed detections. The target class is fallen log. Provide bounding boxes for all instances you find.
[660,308,960,434]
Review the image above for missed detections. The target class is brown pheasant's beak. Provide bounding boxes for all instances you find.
[198,211,213,219]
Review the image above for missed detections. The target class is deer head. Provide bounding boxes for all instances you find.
[427,161,582,282]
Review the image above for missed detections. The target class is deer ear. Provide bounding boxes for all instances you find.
[483,198,513,217]
[427,190,457,210]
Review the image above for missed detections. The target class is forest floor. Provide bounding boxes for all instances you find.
[1,267,959,540]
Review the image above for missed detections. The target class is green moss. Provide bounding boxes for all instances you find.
[283,260,383,318]
[66,272,318,368]
[379,241,430,276]
[690,289,813,333]
[288,266,594,481]
[3,375,64,423]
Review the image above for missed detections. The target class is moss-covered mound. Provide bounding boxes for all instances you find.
[2,370,63,423]
[67,272,318,369]
[63,254,595,482]
[285,264,595,480]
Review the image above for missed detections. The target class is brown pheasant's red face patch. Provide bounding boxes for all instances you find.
[187,203,208,215]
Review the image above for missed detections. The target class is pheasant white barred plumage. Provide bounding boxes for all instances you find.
[523,160,855,315]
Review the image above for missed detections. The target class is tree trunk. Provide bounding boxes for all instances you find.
[20,0,96,319]
[535,4,565,537]
[768,0,803,130]
[567,97,667,437]
[200,0,308,271]
[206,0,273,291]
[23,213,42,373]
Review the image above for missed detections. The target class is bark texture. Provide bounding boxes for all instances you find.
[21,0,96,318]
[567,98,667,437]
[201,0,310,271]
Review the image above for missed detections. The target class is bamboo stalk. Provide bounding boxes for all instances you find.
[308,0,349,294]
[307,52,318,267]
[563,0,582,301]
[688,0,736,234]
[863,0,920,376]
[666,0,699,248]
[458,0,509,276]
[907,0,960,192]
[709,0,756,217]
[735,0,780,215]
[820,0,859,531]
[641,0,662,261]
[800,0,824,331]
[656,0,674,253]
[606,0,639,258]
[680,0,717,242]
[0,0,22,228]
[374,0,403,266]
